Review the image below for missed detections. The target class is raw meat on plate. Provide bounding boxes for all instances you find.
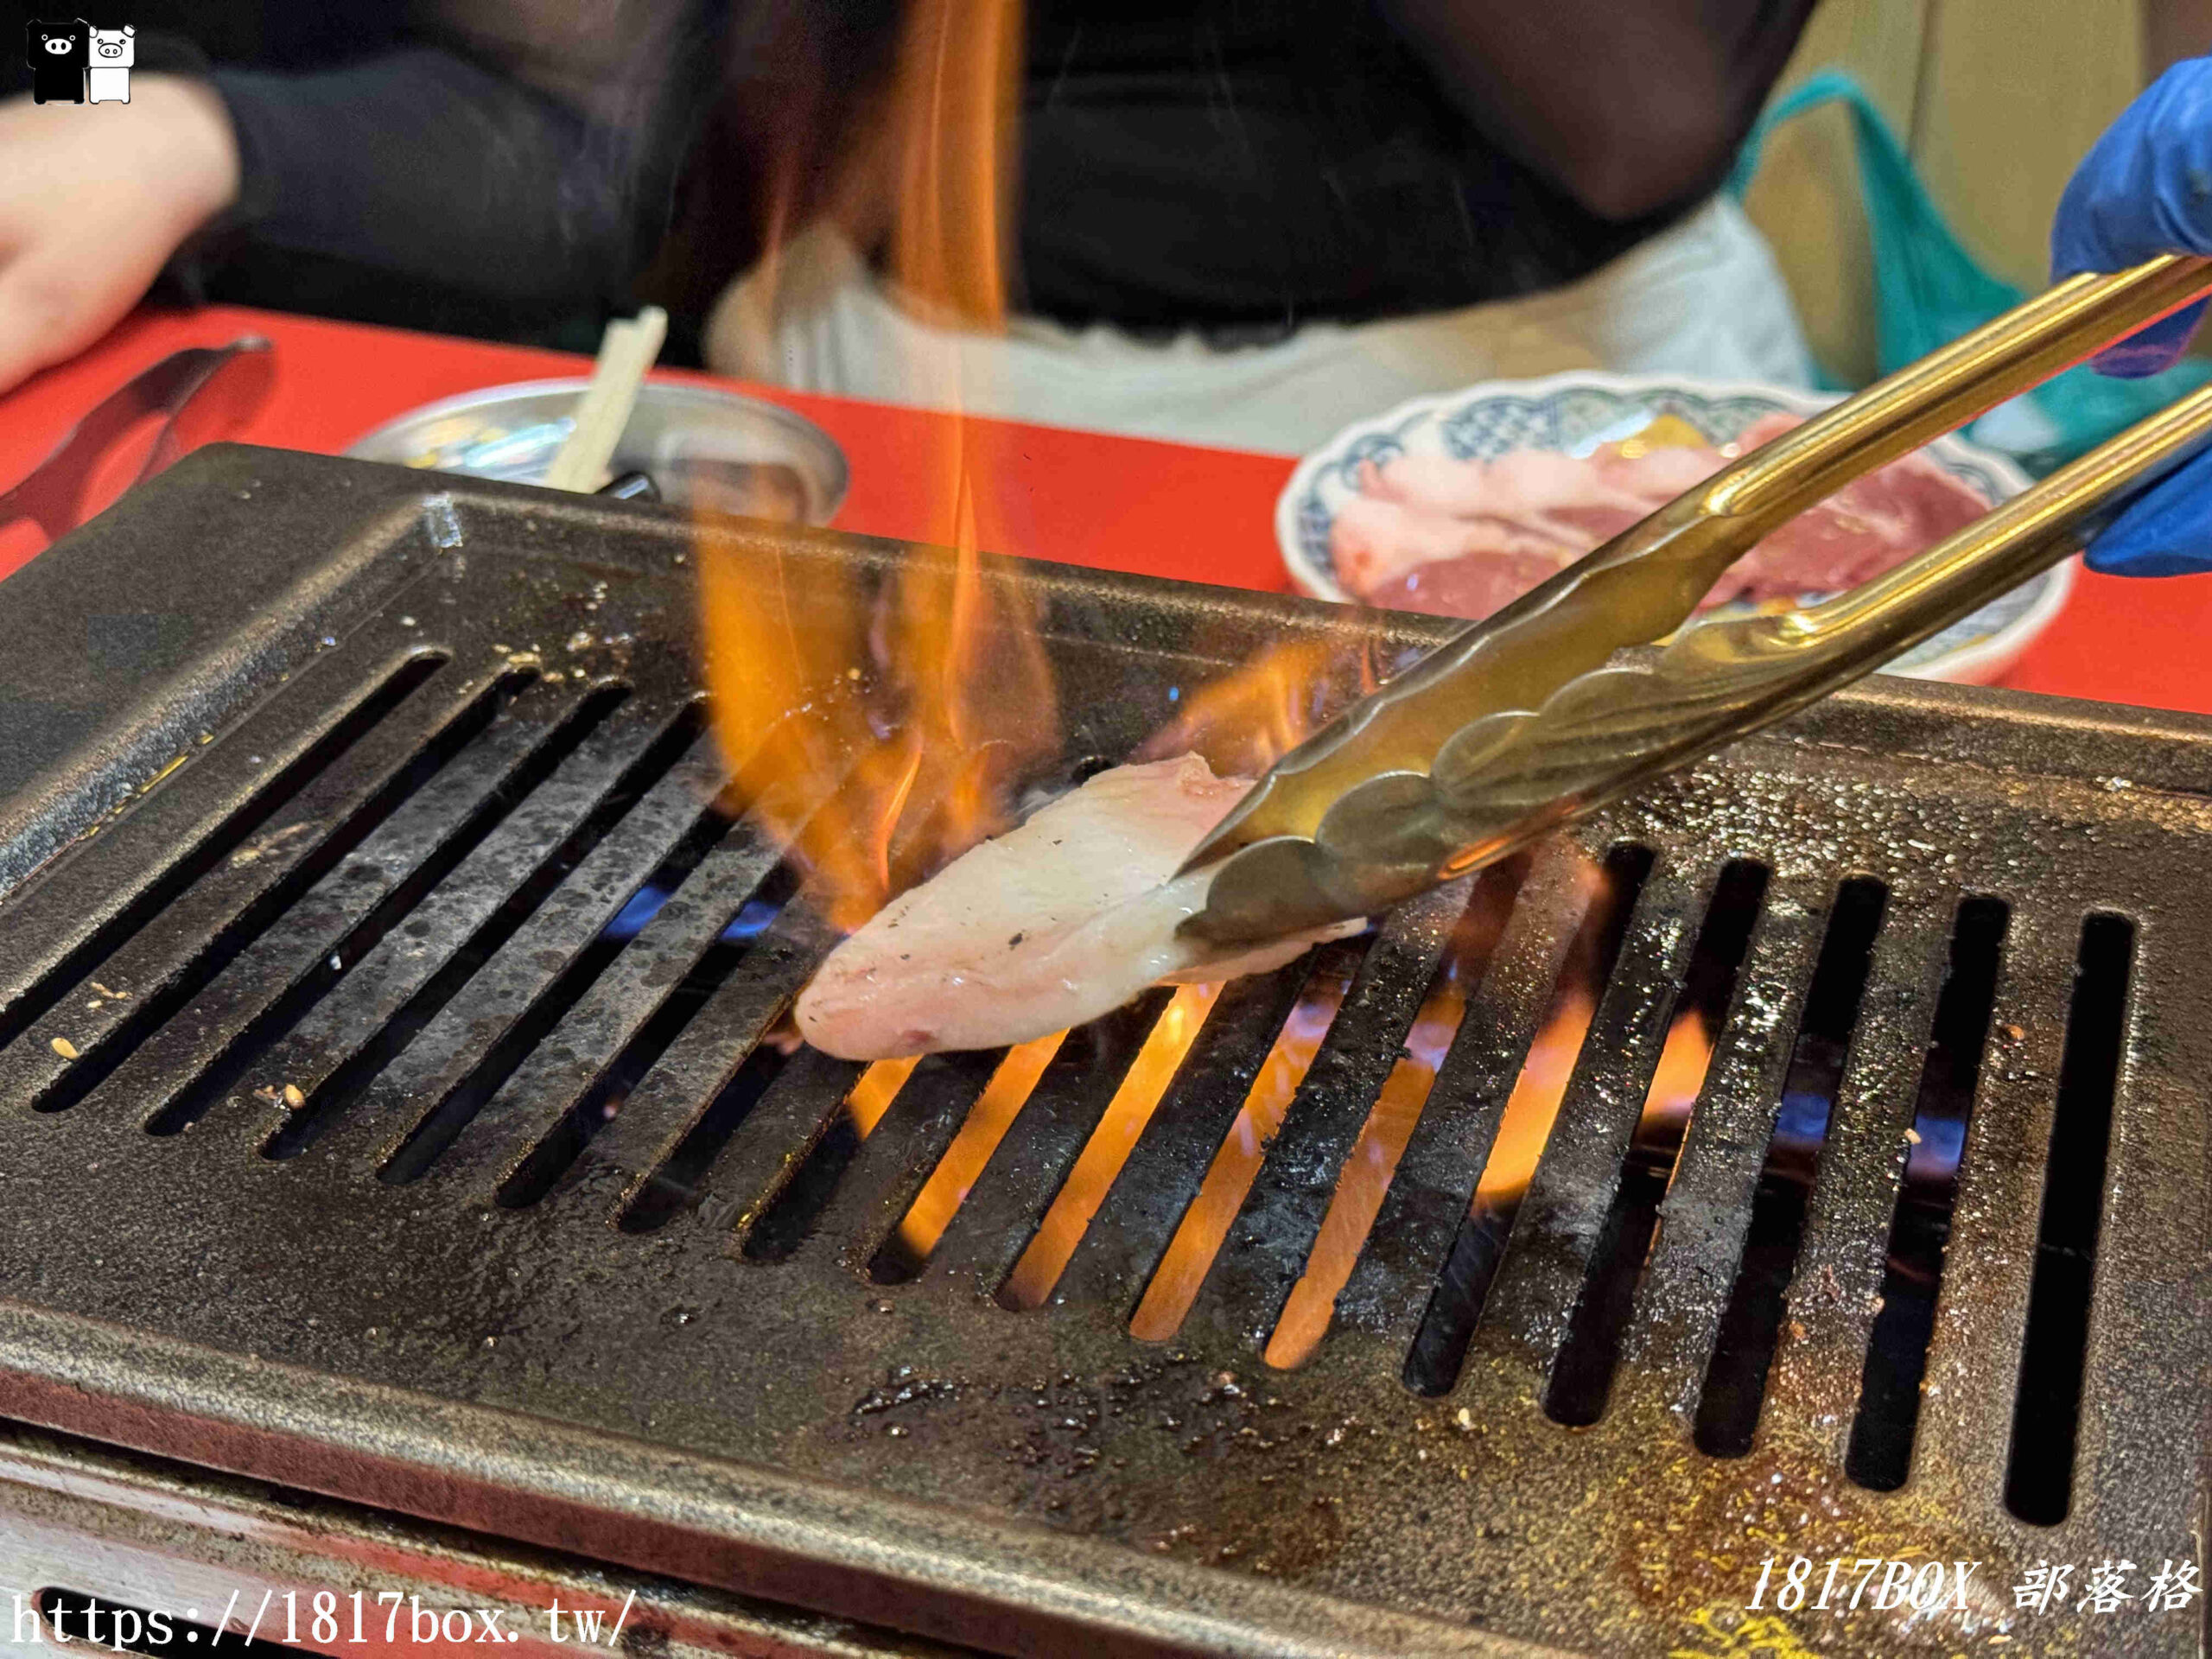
[1338,412,1990,622]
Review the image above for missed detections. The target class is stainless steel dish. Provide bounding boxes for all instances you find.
[347,378,850,525]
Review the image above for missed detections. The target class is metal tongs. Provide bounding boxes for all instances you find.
[1180,254,2212,947]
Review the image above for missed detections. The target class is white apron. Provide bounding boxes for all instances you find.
[704,195,1814,456]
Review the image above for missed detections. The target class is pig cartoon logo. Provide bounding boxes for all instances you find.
[27,19,89,105]
[87,24,131,103]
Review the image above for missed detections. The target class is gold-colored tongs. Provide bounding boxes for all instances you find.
[1180,253,2212,947]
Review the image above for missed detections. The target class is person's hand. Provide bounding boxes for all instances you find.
[0,75,239,395]
[2052,58,2212,575]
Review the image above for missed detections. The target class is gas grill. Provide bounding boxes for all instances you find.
[0,445,2205,1657]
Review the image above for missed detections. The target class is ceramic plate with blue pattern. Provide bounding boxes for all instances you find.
[1275,371,2063,683]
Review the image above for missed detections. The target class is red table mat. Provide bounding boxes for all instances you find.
[3,302,2209,715]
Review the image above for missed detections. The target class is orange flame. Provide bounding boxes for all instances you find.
[1134,640,1338,781]
[1128,955,1357,1341]
[887,0,1023,328]
[696,0,1050,933]
[695,0,1376,939]
[844,1054,922,1138]
[1263,873,1518,1369]
[1260,973,1449,1366]
[1475,983,1597,1208]
[696,1,1377,978]
[892,1028,1065,1261]
[1638,1007,1717,1151]
[695,523,1060,931]
[999,982,1223,1308]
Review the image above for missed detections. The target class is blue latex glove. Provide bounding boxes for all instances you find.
[2051,57,2212,575]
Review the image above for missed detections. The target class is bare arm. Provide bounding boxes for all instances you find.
[0,76,238,391]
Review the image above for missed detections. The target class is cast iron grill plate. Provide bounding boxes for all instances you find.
[0,447,2205,1658]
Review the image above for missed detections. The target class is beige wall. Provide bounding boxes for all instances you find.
[1741,0,2151,385]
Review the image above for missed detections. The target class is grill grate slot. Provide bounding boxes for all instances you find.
[509,872,827,1216]
[259,696,708,1159]
[714,1043,869,1243]
[369,783,747,1185]
[1265,858,1527,1370]
[381,817,797,1192]
[1739,882,1961,1470]
[1403,843,1653,1396]
[15,664,529,1119]
[1694,875,1889,1458]
[494,865,806,1208]
[140,679,626,1136]
[1174,884,1475,1354]
[1002,966,1308,1313]
[922,988,1177,1289]
[780,1045,1020,1268]
[2005,911,2135,1525]
[867,1033,1067,1281]
[1128,940,1364,1342]
[1544,858,1770,1427]
[741,1052,954,1262]
[1327,842,1595,1351]
[1845,893,2011,1491]
[270,716,729,1167]
[615,1034,799,1234]
[0,653,447,1056]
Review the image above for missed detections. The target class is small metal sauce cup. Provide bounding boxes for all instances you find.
[347,379,850,525]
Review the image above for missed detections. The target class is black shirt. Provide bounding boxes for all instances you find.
[154,0,1818,335]
[1016,3,1692,332]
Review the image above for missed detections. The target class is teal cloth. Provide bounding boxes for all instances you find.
[1727,70,2212,472]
